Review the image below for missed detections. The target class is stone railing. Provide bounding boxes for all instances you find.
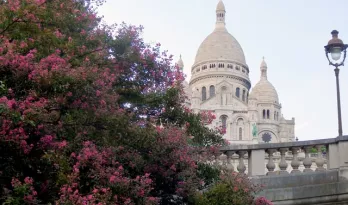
[218,136,348,204]
[218,135,348,176]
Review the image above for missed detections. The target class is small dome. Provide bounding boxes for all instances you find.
[194,30,246,65]
[249,58,279,103]
[249,80,279,103]
[216,0,225,11]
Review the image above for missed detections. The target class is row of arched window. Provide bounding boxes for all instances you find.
[235,87,248,102]
[220,115,243,140]
[217,13,224,18]
[262,109,280,120]
[192,64,248,75]
[201,86,248,102]
[218,63,225,68]
[201,85,216,101]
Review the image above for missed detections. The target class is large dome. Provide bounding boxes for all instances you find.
[193,0,246,66]
[194,30,246,65]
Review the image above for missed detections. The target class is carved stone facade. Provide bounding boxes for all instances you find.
[178,0,295,144]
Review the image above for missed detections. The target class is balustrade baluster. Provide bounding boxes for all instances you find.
[237,151,247,174]
[225,151,235,172]
[213,152,221,165]
[279,148,289,174]
[303,146,313,172]
[315,145,325,172]
[266,149,276,176]
[290,147,301,174]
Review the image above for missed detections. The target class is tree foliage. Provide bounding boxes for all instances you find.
[0,0,226,204]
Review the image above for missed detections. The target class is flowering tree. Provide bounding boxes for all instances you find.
[0,0,227,204]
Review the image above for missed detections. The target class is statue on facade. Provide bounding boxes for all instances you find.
[252,123,258,138]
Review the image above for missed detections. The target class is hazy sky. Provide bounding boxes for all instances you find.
[98,0,348,141]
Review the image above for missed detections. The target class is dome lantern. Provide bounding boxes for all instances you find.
[216,0,226,30]
[177,55,184,69]
[260,57,268,80]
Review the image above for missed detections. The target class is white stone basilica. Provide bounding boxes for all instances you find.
[178,0,295,144]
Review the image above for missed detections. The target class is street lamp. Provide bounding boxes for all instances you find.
[324,30,348,137]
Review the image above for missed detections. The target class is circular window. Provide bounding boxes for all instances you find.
[262,132,272,143]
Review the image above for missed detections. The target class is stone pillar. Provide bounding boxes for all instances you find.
[327,143,339,169]
[278,148,289,175]
[237,151,247,174]
[266,149,276,176]
[290,147,301,174]
[303,146,313,172]
[315,145,325,172]
[338,139,348,180]
[248,149,265,176]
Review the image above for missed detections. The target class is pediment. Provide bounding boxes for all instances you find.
[215,80,234,92]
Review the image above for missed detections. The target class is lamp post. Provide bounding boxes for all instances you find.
[324,30,348,137]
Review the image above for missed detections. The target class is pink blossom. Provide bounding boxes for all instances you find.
[24,177,34,185]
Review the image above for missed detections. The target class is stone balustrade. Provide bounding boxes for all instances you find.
[218,135,348,177]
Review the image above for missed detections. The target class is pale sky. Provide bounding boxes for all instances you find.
[98,0,348,141]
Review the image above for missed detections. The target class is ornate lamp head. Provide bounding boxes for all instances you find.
[324,30,348,67]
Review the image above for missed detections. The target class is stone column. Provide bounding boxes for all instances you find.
[303,146,313,172]
[237,151,247,174]
[315,145,325,172]
[278,148,289,175]
[290,147,301,174]
[266,149,276,176]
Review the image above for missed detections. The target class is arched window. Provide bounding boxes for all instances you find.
[220,115,227,134]
[274,111,276,120]
[267,110,270,119]
[236,87,240,98]
[242,90,246,101]
[202,87,206,101]
[209,85,215,98]
[239,127,243,140]
[263,110,266,119]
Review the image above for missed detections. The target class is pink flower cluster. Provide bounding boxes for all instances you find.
[254,196,274,205]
